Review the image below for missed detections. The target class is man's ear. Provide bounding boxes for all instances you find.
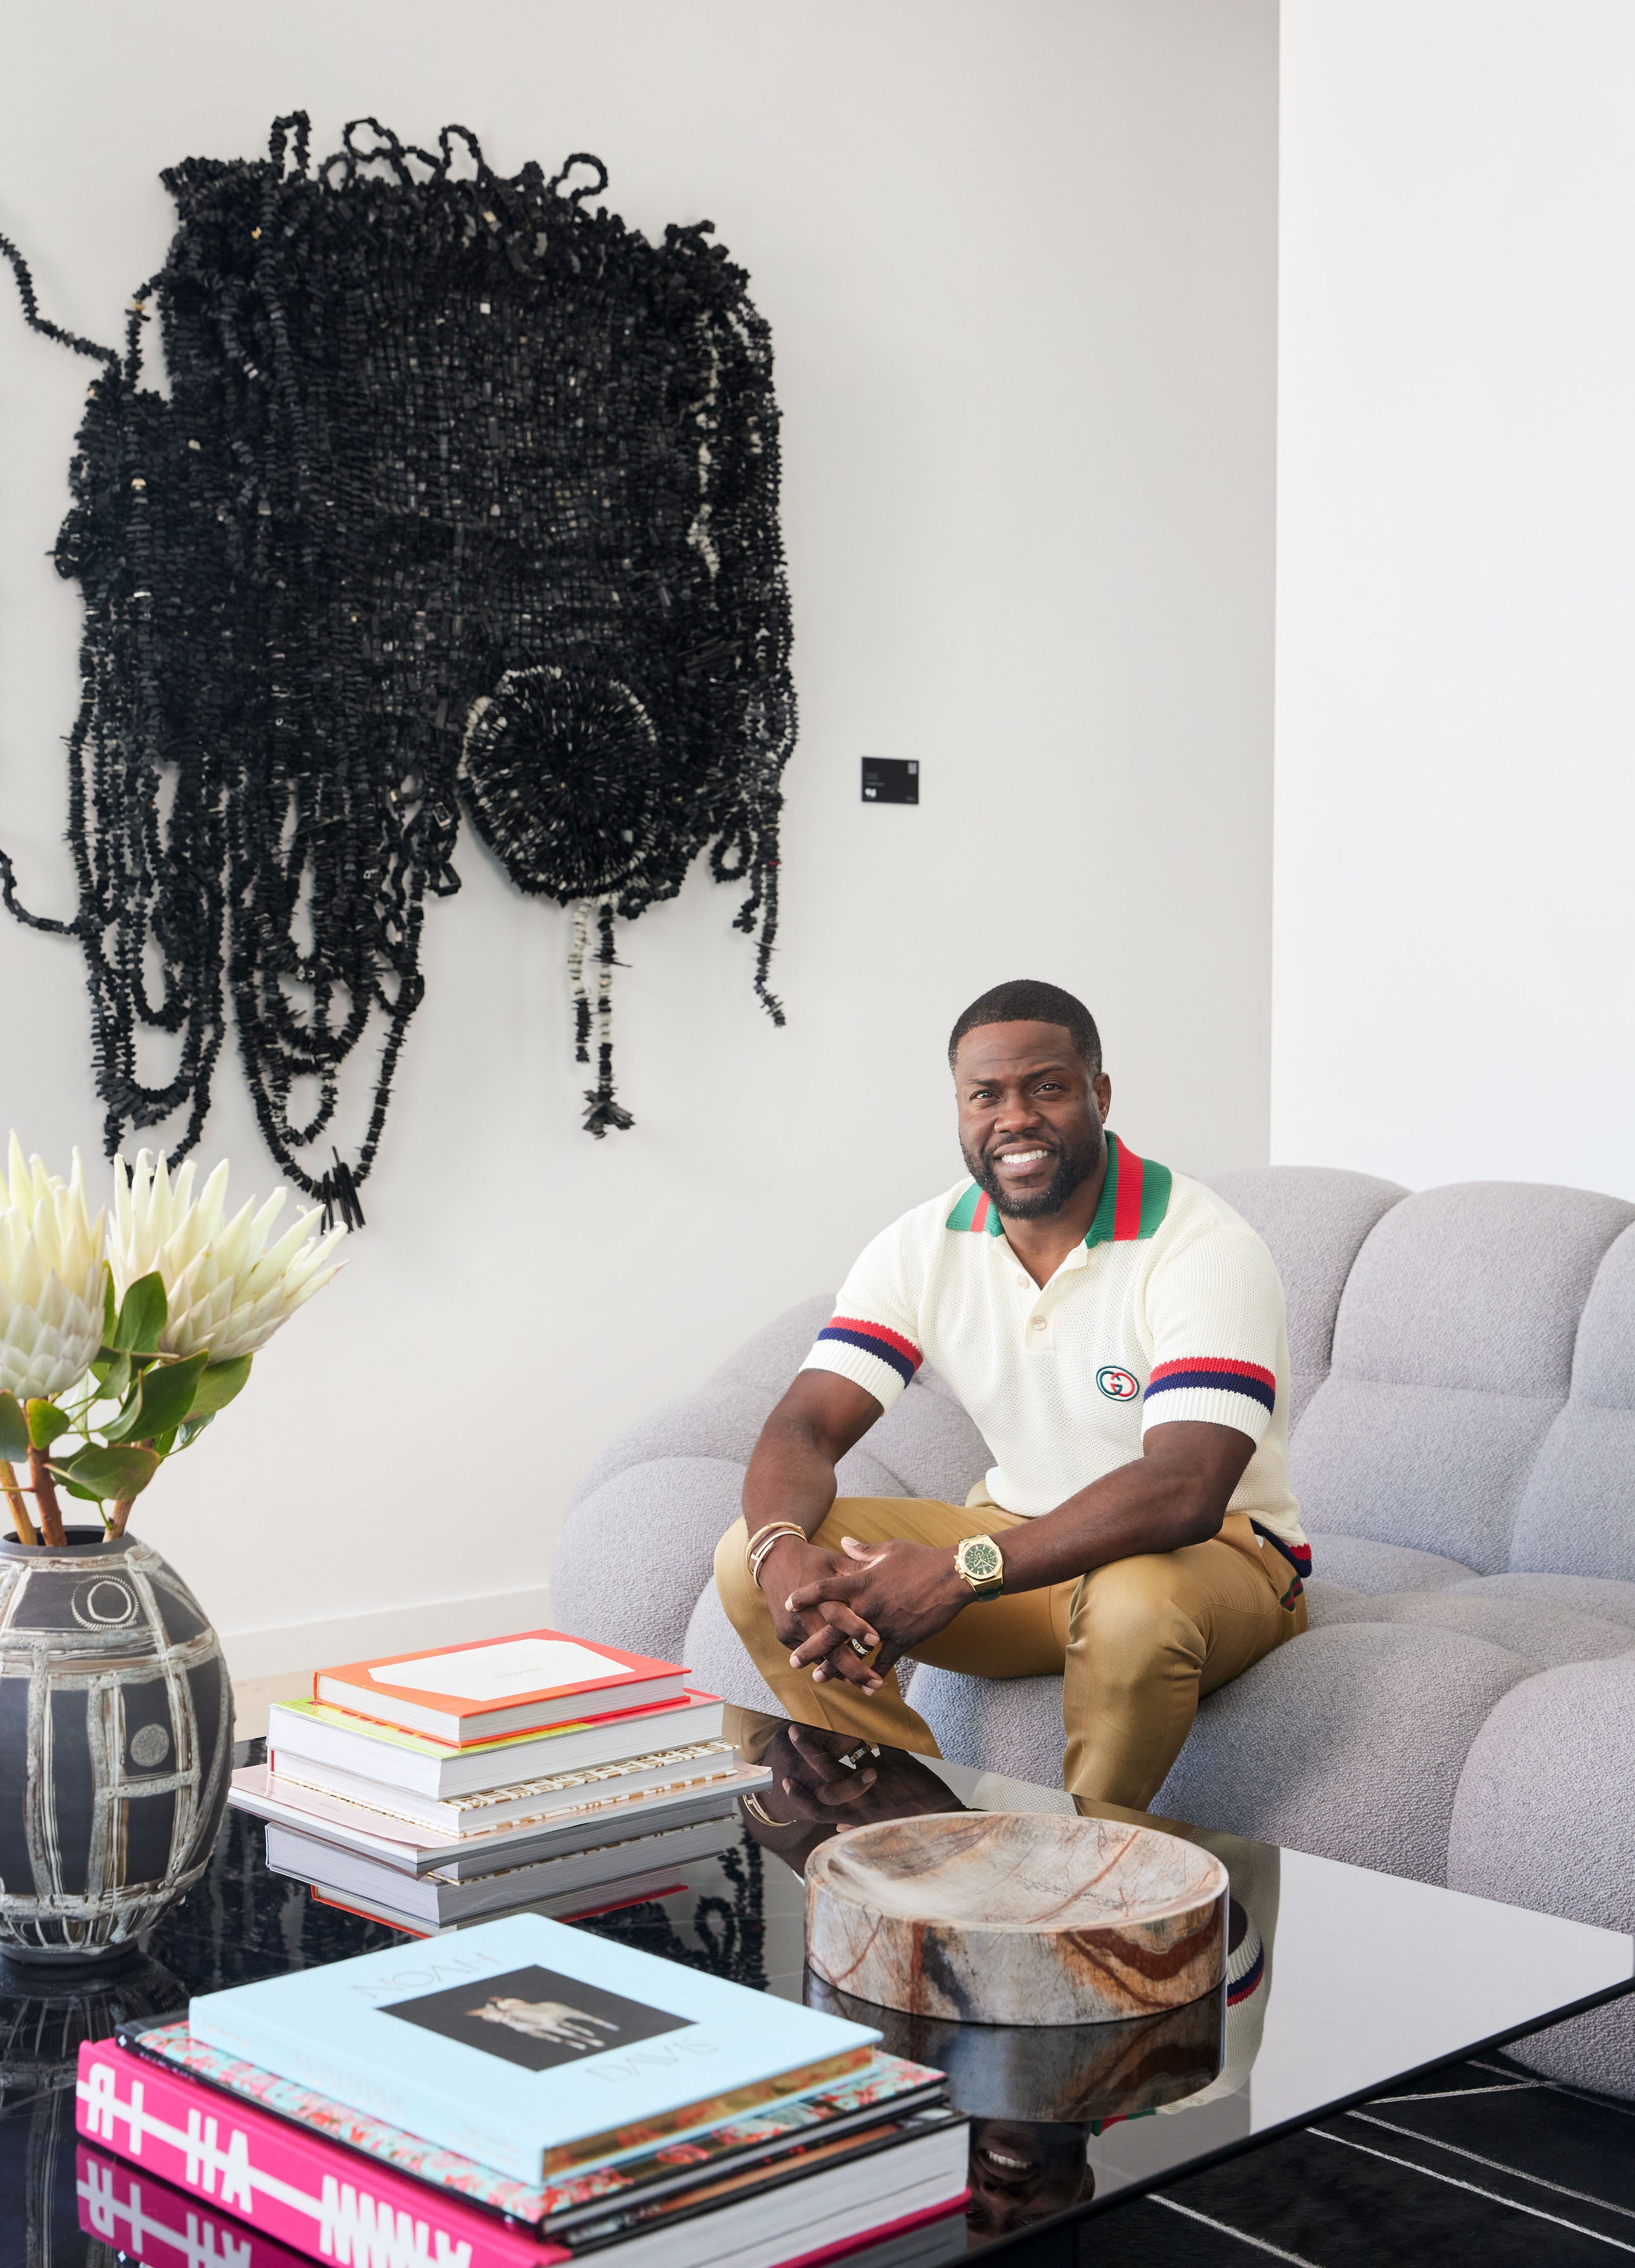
[1093,1072,1112,1122]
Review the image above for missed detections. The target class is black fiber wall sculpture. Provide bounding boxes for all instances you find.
[0,115,795,1218]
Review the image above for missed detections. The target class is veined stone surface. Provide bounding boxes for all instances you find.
[805,1811,1228,2026]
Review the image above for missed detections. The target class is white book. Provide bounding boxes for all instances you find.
[265,1814,736,1926]
[266,1692,725,1796]
[227,1758,770,1876]
[267,1738,743,1836]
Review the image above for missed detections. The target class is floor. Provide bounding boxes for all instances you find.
[1079,2054,1635,2266]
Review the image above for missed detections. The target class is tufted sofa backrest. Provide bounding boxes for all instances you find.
[1205,1166,1407,1427]
[1250,1178,1635,1575]
[1508,1221,1635,1582]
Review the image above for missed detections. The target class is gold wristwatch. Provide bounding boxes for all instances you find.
[954,1533,1005,1599]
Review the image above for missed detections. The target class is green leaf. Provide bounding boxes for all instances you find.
[0,1393,28,1463]
[51,1444,160,1502]
[91,1351,133,1406]
[26,1400,72,1449]
[101,1265,115,1343]
[177,1416,214,1452]
[104,1352,207,1443]
[188,1355,252,1419]
[108,1272,167,1357]
[55,1471,106,1503]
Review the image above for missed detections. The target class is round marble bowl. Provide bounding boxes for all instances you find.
[805,1810,1228,2026]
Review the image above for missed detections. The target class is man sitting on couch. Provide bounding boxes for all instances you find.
[715,978,1311,1809]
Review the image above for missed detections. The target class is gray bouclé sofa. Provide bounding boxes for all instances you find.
[552,1166,1635,2097]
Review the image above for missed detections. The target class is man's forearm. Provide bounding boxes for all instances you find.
[978,1426,1254,1595]
[741,1420,839,1549]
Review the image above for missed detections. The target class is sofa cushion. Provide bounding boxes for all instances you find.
[1510,1222,1635,1582]
[1448,1657,1635,2098]
[681,1582,785,1716]
[1315,1589,1635,1670]
[1298,1578,1360,1625]
[1298,1535,1474,1594]
[1446,1571,1635,1628]
[1292,1183,1635,1573]
[568,1382,783,1507]
[905,1665,1066,1791]
[551,1455,747,1667]
[1153,1623,1536,1883]
[1203,1166,1407,1429]
[862,1381,992,1505]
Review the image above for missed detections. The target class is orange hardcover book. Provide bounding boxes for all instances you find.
[313,1629,688,1744]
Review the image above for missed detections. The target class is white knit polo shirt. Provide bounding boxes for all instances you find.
[800,1134,1309,1587]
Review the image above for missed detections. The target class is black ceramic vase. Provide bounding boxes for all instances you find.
[0,1526,234,1968]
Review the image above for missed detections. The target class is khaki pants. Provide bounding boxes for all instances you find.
[714,1497,1307,1810]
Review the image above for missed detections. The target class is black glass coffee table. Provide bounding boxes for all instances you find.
[4,1710,1631,2265]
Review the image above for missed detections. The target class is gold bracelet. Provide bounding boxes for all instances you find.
[744,1521,807,1580]
[741,1791,799,1829]
[748,1533,807,1587]
[746,1523,804,1565]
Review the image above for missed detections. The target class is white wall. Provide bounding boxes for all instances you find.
[1276,0,1635,1197]
[0,0,1278,1673]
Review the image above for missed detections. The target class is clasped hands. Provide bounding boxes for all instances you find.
[759,1533,969,1694]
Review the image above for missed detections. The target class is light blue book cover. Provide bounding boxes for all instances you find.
[189,1910,880,2183]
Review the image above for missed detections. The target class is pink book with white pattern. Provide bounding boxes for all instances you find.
[75,2037,567,2267]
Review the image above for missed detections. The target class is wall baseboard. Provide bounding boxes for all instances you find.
[219,1583,554,1682]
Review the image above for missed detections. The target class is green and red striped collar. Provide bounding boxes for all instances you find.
[945,1134,1174,1247]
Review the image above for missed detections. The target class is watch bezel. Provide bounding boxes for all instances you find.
[956,1533,1004,1596]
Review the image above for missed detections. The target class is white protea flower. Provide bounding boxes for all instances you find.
[0,1135,108,1401]
[111,1151,345,1363]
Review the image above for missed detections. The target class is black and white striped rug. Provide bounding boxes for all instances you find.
[1087,2054,1635,2265]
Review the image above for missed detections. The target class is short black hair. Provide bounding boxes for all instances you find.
[947,979,1103,1075]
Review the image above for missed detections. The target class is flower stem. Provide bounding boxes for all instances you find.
[28,1444,66,1547]
[0,1461,35,1545]
[108,1496,136,1538]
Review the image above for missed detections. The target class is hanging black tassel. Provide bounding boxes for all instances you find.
[330,1146,366,1232]
[582,902,635,1137]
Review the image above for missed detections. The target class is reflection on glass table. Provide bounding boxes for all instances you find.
[720,1705,1632,2243]
[2,1707,1631,2266]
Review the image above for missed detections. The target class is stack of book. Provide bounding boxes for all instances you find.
[76,1912,970,2268]
[229,1627,774,1931]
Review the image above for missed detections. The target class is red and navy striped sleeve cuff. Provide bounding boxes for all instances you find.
[814,1317,923,1388]
[1144,1356,1277,1415]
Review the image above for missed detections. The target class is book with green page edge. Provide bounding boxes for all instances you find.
[119,2018,949,2236]
[268,1692,726,1798]
[188,1910,881,2184]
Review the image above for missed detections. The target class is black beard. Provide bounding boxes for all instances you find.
[961,1130,1102,1220]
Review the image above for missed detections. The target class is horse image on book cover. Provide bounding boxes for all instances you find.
[383,1963,691,2073]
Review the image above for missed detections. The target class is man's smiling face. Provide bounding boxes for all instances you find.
[954,1018,1111,1221]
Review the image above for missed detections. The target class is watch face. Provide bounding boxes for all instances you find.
[963,1540,1001,1581]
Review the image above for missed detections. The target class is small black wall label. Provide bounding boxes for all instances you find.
[861,757,919,805]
